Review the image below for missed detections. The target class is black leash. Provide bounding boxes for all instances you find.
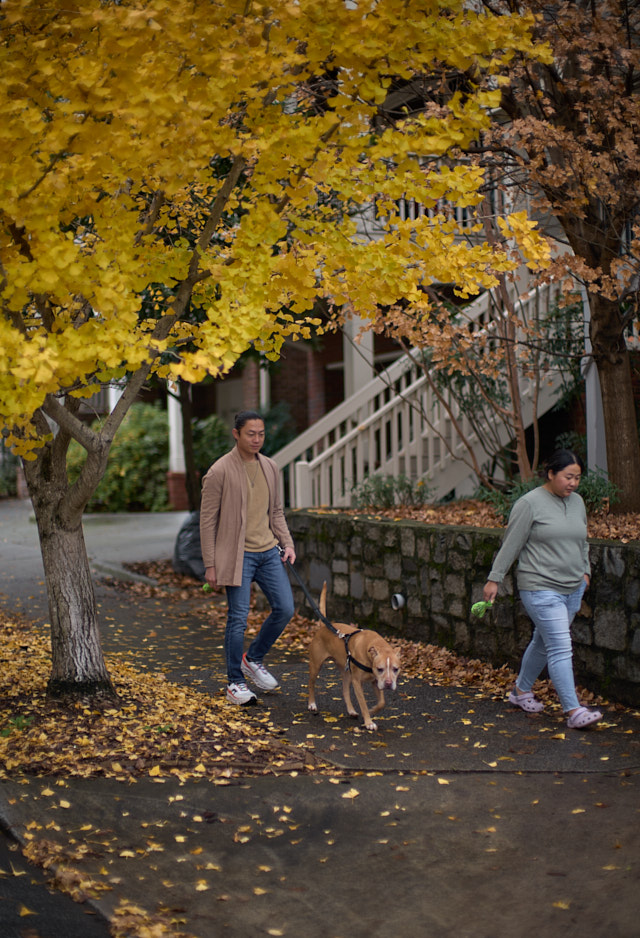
[282,553,340,635]
[282,553,372,674]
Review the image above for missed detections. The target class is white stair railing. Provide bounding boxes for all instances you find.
[274,282,565,508]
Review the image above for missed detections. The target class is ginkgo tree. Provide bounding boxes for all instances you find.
[0,0,547,699]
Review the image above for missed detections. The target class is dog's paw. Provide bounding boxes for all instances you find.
[308,702,318,713]
[348,710,358,719]
[364,721,378,731]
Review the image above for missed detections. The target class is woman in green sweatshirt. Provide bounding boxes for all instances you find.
[483,450,602,730]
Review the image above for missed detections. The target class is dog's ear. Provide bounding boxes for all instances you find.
[368,644,379,660]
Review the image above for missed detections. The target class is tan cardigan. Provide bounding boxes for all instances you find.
[199,446,294,586]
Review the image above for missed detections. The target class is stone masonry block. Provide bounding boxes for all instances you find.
[573,645,606,677]
[309,560,331,592]
[448,551,467,572]
[602,547,625,579]
[401,529,415,556]
[333,575,349,597]
[384,555,402,580]
[593,609,627,652]
[370,578,390,601]
[454,621,470,647]
[454,532,473,552]
[433,535,448,564]
[625,579,640,611]
[613,654,640,682]
[431,582,444,613]
[444,573,465,596]
[572,620,593,646]
[350,571,364,600]
[383,526,399,548]
[416,538,431,563]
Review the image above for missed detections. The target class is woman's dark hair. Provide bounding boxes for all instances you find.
[543,448,585,477]
[234,410,264,431]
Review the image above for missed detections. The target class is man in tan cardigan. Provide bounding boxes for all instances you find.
[200,411,296,705]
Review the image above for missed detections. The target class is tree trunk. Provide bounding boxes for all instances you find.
[23,454,116,700]
[589,292,640,514]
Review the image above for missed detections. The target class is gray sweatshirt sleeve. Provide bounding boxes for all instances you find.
[487,497,534,583]
[581,502,591,577]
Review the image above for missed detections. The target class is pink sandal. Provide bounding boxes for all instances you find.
[508,690,544,713]
[567,706,602,729]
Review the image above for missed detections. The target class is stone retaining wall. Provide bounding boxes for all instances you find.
[286,509,640,707]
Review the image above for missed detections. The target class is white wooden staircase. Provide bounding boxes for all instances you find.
[274,282,566,508]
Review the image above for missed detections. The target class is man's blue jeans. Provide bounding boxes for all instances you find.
[224,547,294,684]
[518,580,587,712]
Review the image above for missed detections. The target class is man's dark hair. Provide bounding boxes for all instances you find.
[234,410,263,431]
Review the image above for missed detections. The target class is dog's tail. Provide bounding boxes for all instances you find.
[319,582,327,618]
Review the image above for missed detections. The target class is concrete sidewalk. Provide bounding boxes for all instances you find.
[0,498,639,937]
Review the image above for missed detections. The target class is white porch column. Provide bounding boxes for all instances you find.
[107,382,124,412]
[581,286,608,473]
[166,383,189,510]
[167,385,185,474]
[259,356,271,411]
[343,314,374,398]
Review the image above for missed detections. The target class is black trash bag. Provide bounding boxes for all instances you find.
[172,510,205,581]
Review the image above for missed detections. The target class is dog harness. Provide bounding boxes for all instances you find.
[341,629,373,674]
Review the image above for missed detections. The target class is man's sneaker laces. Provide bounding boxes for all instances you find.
[226,681,257,705]
[241,654,279,691]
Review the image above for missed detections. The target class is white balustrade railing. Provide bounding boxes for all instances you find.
[274,282,566,508]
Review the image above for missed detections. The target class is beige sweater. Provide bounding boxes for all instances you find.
[199,446,293,586]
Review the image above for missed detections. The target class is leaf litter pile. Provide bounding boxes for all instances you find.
[339,498,640,543]
[0,608,323,784]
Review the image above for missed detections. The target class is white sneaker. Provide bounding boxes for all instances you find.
[226,682,257,706]
[241,654,279,691]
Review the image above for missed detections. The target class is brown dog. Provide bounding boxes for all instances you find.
[307,583,401,730]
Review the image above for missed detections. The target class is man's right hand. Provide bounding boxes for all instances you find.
[204,566,217,590]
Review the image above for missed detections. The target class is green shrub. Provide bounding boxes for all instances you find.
[351,473,433,510]
[0,440,19,497]
[577,468,620,514]
[476,478,539,524]
[67,402,170,512]
[259,401,297,457]
[192,414,233,477]
[553,431,587,462]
